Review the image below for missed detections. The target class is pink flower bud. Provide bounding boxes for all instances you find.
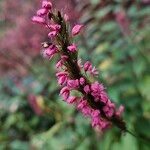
[81,106,92,116]
[77,99,87,110]
[42,1,52,9]
[78,59,83,68]
[48,31,57,38]
[61,55,68,60]
[60,86,70,100]
[79,77,85,85]
[99,120,110,130]
[72,24,83,36]
[56,60,63,68]
[67,96,78,104]
[91,67,99,76]
[58,76,67,85]
[103,104,114,118]
[42,44,58,59]
[91,110,100,117]
[84,85,90,94]
[100,91,108,103]
[56,71,68,78]
[32,16,45,24]
[37,8,48,16]
[116,105,124,117]
[119,105,124,113]
[50,24,61,31]
[56,71,68,85]
[92,119,99,128]
[67,43,77,52]
[107,109,114,118]
[91,82,104,92]
[64,14,69,21]
[84,61,92,72]
[67,79,79,89]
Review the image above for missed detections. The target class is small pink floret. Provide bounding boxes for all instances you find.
[37,8,48,16]
[67,79,79,89]
[64,14,69,21]
[48,31,57,38]
[84,85,90,94]
[67,44,77,52]
[79,77,85,85]
[67,96,78,104]
[116,105,124,117]
[32,16,45,24]
[84,61,92,72]
[72,24,83,36]
[50,24,61,31]
[60,86,70,100]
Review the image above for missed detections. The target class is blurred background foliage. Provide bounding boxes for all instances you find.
[0,0,150,149]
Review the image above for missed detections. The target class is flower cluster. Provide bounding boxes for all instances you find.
[32,0,126,131]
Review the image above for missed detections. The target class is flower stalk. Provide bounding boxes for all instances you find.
[32,0,126,132]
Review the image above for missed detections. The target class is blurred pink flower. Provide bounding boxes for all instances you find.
[115,10,131,36]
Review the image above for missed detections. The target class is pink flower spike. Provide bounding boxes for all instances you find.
[37,8,48,16]
[48,31,57,38]
[67,44,77,52]
[32,16,45,25]
[72,24,83,36]
[42,1,52,9]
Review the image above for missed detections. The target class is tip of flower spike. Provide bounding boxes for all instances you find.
[64,14,69,21]
[32,16,46,25]
[42,0,52,9]
[72,24,84,36]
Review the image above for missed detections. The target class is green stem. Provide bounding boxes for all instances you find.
[126,129,150,144]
